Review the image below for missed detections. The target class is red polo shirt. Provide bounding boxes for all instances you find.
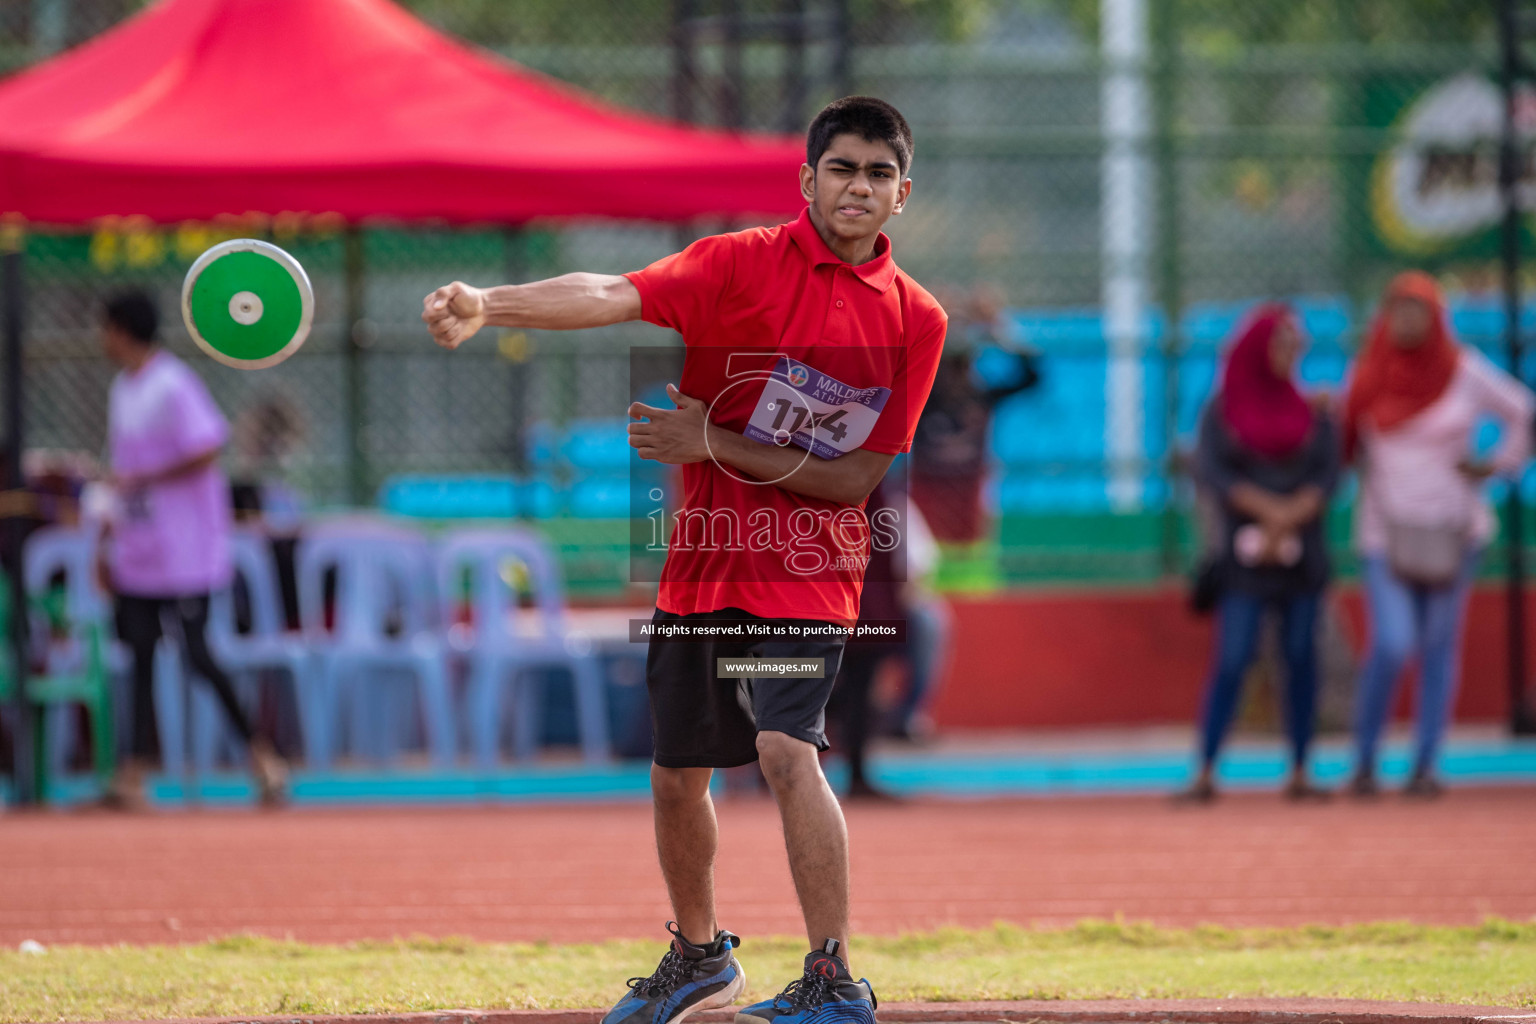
[625,208,946,625]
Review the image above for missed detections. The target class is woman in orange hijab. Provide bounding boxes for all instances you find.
[1344,272,1534,798]
[1342,271,1461,462]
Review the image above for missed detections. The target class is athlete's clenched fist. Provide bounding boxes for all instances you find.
[422,281,487,350]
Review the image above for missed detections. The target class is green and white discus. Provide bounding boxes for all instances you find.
[181,239,314,370]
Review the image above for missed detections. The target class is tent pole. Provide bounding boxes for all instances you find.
[722,0,744,129]
[780,0,807,132]
[671,0,699,253]
[2,231,36,806]
[671,0,697,125]
[1152,0,1184,576]
[29,0,69,60]
[344,229,367,506]
[832,0,852,99]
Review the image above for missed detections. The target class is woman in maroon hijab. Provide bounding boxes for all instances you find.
[1181,304,1340,802]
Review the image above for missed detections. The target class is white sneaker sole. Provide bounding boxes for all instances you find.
[669,960,746,1024]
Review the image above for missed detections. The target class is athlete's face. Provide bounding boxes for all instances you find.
[800,134,910,257]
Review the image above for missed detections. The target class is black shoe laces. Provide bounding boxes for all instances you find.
[773,966,836,1010]
[627,948,693,998]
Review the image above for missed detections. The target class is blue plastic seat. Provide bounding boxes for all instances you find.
[22,525,107,625]
[378,475,521,519]
[566,475,639,519]
[525,421,563,470]
[562,418,635,473]
[519,476,562,519]
[297,520,456,769]
[437,527,609,767]
[379,473,566,520]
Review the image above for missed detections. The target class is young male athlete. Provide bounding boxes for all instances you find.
[423,96,945,1024]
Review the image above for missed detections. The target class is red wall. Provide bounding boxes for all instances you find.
[929,585,1528,729]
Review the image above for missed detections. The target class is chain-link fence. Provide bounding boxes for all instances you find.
[1,0,1523,593]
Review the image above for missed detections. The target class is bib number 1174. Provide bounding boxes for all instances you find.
[767,398,850,445]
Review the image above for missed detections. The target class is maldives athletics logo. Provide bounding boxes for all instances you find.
[786,363,810,388]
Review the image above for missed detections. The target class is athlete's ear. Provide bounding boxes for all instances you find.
[799,163,816,203]
[893,177,912,215]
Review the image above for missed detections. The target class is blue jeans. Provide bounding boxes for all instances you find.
[1354,552,1479,777]
[1199,589,1322,769]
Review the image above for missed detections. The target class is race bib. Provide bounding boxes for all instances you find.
[743,356,890,460]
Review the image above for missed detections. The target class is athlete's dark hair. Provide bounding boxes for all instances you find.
[102,290,158,345]
[806,96,913,176]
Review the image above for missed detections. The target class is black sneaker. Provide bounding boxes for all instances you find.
[1403,770,1444,799]
[1349,770,1380,799]
[602,922,746,1024]
[735,940,876,1024]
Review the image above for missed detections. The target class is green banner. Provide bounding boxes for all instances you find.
[1357,70,1536,263]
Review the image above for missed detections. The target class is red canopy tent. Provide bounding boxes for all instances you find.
[0,0,805,224]
[0,0,810,804]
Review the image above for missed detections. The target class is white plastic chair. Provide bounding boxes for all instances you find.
[17,526,115,788]
[196,529,320,770]
[297,521,455,768]
[438,527,609,767]
[22,526,106,625]
[21,526,188,778]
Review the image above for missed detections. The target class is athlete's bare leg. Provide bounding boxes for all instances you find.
[755,730,851,965]
[651,764,720,946]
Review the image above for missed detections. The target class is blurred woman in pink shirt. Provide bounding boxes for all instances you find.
[1344,272,1534,798]
[98,290,288,808]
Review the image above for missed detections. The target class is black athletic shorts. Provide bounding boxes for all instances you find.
[646,607,848,768]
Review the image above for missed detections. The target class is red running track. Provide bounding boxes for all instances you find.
[1,790,1534,947]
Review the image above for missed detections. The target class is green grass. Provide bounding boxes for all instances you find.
[2,921,1534,1023]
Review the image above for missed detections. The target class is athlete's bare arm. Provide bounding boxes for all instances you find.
[709,428,895,506]
[422,275,641,349]
[428,280,894,504]
[628,385,895,507]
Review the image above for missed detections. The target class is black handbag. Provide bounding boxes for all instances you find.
[1188,553,1226,615]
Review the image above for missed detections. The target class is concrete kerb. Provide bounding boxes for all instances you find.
[87,1001,1536,1024]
